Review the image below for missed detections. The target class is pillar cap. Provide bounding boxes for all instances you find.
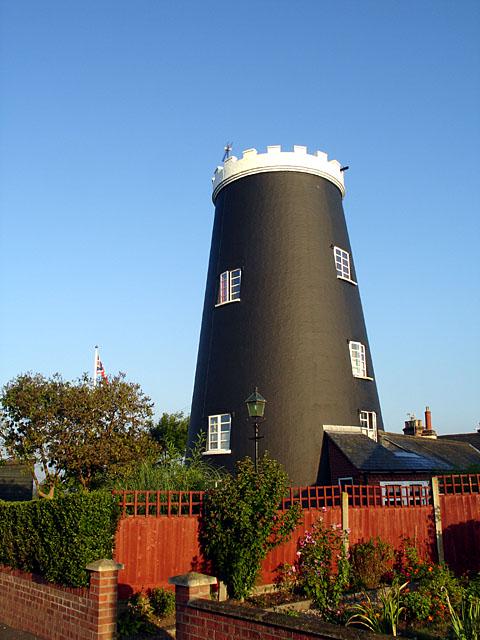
[212,145,346,201]
[168,572,217,587]
[86,559,124,572]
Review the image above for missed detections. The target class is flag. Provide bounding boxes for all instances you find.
[94,347,108,385]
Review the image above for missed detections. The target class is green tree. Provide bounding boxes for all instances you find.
[199,454,302,600]
[0,372,158,497]
[149,411,189,455]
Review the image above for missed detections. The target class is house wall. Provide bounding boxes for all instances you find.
[0,462,33,501]
[367,473,432,485]
[327,442,361,484]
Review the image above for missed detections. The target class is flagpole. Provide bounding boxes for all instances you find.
[94,345,98,387]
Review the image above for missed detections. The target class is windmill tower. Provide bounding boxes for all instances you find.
[188,145,383,485]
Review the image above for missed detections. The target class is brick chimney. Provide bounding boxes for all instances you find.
[422,406,437,439]
[403,414,424,436]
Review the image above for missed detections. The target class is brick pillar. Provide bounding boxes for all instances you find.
[169,572,217,640]
[86,559,124,640]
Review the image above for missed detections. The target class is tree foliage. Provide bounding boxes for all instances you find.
[199,454,302,600]
[107,437,224,491]
[149,411,189,455]
[0,372,158,497]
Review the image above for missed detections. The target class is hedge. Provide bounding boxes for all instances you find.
[0,491,120,587]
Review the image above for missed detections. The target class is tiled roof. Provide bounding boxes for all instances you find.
[383,433,480,470]
[326,431,480,473]
[439,433,480,453]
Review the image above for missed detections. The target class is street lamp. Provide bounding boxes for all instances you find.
[245,387,267,472]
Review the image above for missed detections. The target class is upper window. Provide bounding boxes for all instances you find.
[349,341,368,378]
[216,269,241,306]
[359,410,377,431]
[206,414,231,453]
[333,247,356,284]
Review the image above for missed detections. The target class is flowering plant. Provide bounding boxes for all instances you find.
[277,518,350,620]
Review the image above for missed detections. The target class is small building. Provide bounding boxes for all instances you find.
[321,408,480,490]
[0,461,33,501]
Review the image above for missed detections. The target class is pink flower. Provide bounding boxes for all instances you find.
[296,551,302,557]
[322,506,327,512]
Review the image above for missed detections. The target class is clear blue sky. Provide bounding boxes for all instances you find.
[1,1,479,434]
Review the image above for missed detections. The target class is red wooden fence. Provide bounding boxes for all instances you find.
[113,475,479,598]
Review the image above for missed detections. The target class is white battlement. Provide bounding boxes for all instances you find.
[212,145,346,201]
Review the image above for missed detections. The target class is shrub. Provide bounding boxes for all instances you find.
[350,537,394,590]
[148,587,175,618]
[117,588,175,638]
[118,592,155,637]
[199,454,301,600]
[465,573,480,600]
[0,491,120,586]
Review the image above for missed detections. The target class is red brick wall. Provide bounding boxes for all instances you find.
[172,579,389,640]
[327,442,361,484]
[0,562,120,640]
[367,473,431,485]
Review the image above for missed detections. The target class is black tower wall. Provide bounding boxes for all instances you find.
[189,151,383,485]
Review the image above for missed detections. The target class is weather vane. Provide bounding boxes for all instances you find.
[222,142,233,162]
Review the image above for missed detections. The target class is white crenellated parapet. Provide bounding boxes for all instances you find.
[212,145,346,201]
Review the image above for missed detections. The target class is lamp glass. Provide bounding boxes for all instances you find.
[245,388,266,418]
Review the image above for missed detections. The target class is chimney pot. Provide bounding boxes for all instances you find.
[425,406,432,431]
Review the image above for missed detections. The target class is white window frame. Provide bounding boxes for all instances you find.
[333,246,357,285]
[338,477,354,489]
[359,410,377,432]
[204,414,232,454]
[349,341,372,379]
[380,481,429,506]
[215,269,242,306]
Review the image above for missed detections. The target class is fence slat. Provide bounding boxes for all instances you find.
[112,474,480,517]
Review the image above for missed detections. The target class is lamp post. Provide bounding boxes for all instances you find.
[245,387,267,472]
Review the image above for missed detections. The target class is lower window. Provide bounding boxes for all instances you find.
[206,414,231,453]
[380,481,429,506]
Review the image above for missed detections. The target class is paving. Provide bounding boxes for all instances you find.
[0,623,175,639]
[0,624,40,639]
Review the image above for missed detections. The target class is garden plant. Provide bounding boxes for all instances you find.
[117,588,175,638]
[276,516,350,621]
[347,580,408,637]
[349,536,394,590]
[200,454,301,600]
